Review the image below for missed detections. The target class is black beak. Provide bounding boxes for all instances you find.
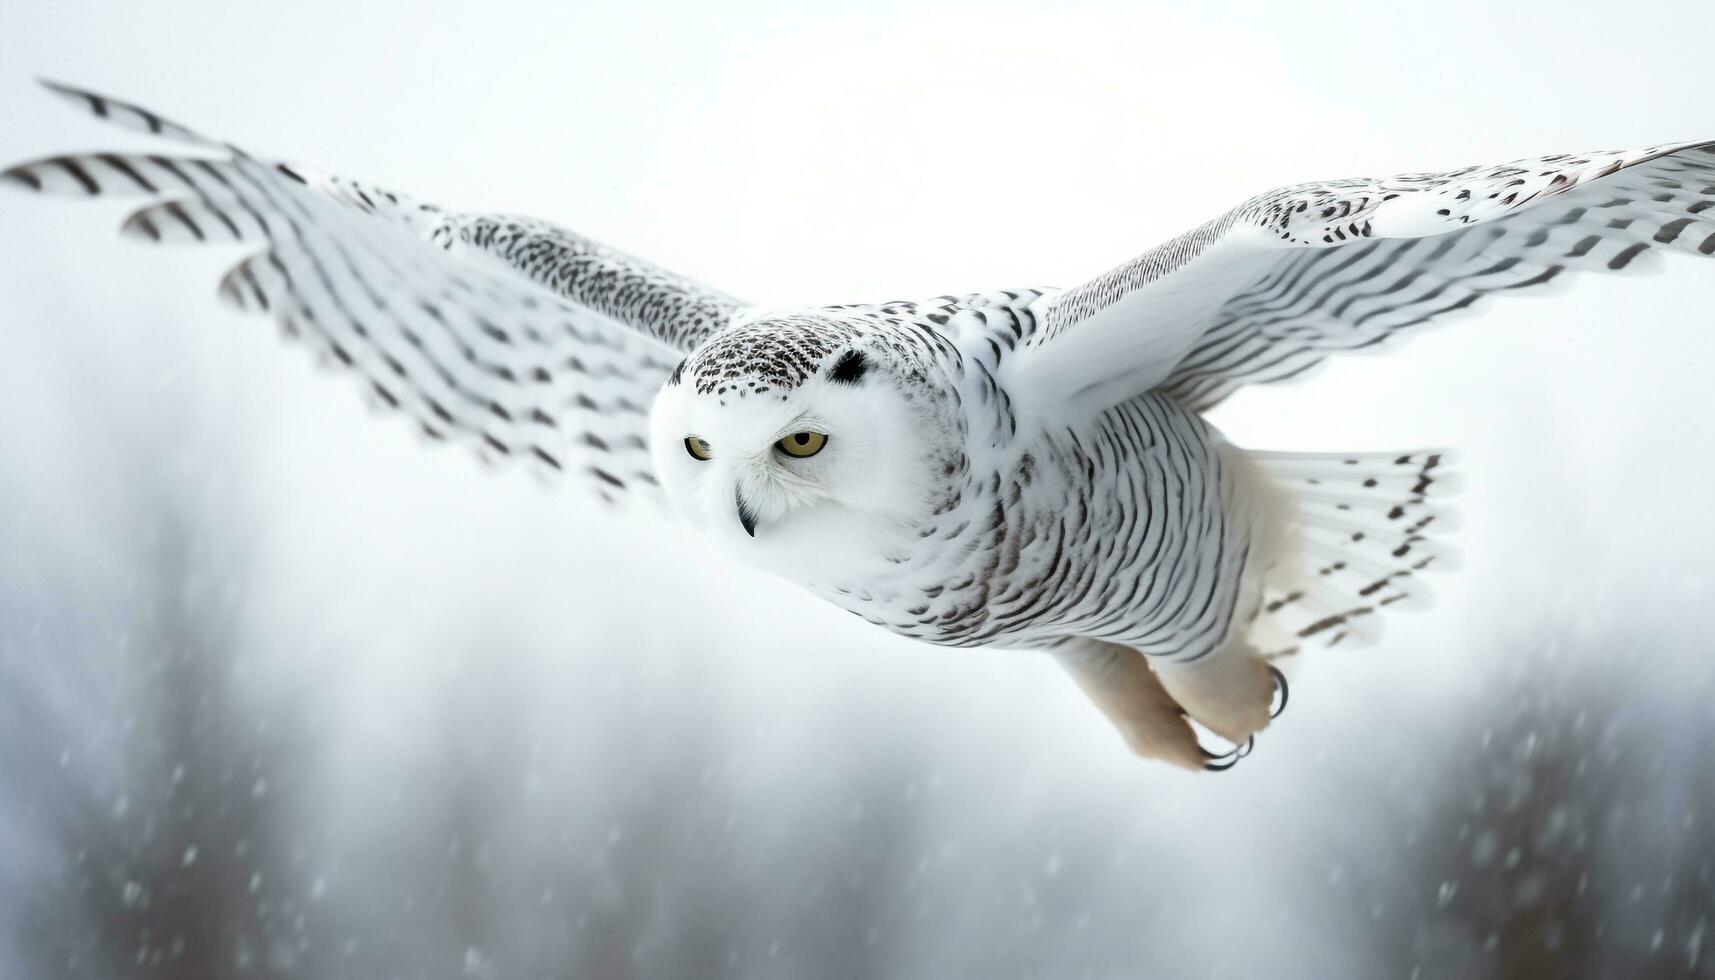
[735,486,759,537]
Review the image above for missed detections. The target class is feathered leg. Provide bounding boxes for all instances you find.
[1053,639,1203,770]
[1153,645,1276,746]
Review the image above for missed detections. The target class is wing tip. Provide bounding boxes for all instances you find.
[36,77,110,114]
[0,164,43,193]
[32,77,211,145]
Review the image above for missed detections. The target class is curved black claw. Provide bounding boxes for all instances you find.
[1200,735,1255,772]
[1268,665,1290,720]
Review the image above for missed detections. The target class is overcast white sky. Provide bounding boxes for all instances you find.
[1,2,1713,976]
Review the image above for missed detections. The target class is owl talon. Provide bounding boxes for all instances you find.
[1268,665,1289,720]
[1199,734,1254,772]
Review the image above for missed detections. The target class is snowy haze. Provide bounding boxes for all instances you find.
[1,1,1713,977]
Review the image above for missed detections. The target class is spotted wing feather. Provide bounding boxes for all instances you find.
[1014,140,1715,419]
[4,82,748,502]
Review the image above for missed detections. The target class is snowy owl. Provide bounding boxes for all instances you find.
[9,82,1713,771]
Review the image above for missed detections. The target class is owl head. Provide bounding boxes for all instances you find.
[648,312,956,575]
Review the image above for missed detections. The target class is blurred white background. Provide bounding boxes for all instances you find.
[1,1,1712,977]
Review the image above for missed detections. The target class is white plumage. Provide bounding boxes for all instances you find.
[8,81,1712,769]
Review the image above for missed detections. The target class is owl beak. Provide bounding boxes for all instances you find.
[735,485,759,537]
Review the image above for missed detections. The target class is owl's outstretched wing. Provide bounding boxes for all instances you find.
[3,81,747,502]
[1005,139,1715,420]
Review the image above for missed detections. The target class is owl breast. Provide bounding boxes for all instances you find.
[813,390,1263,664]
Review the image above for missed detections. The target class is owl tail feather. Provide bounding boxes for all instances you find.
[1244,449,1462,659]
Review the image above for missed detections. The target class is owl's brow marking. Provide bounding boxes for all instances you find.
[770,416,831,444]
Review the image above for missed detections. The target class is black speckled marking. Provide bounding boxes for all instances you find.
[827,349,870,385]
[687,313,860,395]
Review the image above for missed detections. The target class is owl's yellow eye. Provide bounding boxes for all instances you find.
[775,431,827,458]
[684,436,713,461]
